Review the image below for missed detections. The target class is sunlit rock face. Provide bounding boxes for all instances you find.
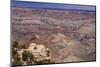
[28,43,51,62]
[12,43,52,65]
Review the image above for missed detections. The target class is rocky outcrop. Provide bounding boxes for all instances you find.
[12,43,52,65]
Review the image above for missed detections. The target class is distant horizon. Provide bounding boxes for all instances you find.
[11,0,96,12]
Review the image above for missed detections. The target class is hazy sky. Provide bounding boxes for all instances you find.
[12,0,96,12]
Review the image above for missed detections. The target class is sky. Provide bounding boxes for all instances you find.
[11,0,96,12]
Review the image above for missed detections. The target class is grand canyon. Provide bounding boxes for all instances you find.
[11,7,96,66]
